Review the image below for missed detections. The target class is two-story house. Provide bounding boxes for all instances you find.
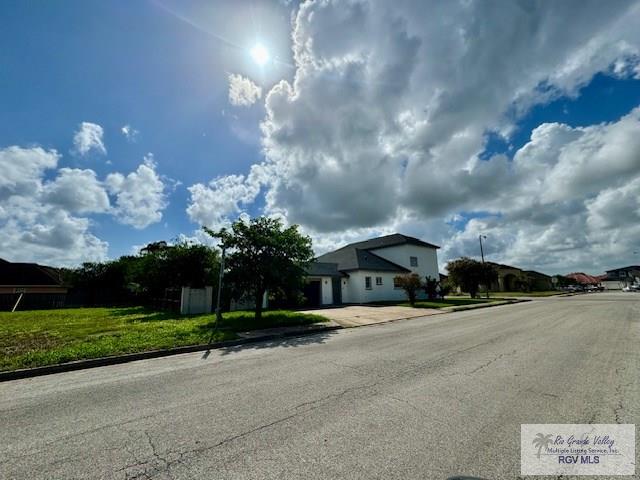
[304,233,440,306]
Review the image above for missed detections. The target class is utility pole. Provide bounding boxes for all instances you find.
[479,235,489,299]
[210,243,226,342]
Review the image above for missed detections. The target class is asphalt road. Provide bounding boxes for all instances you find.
[1,293,638,479]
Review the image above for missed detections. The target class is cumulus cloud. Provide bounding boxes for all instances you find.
[228,73,262,106]
[72,122,106,156]
[188,0,640,272]
[187,167,262,229]
[0,146,108,265]
[43,168,110,214]
[0,146,59,200]
[106,154,168,229]
[0,146,170,265]
[121,124,139,142]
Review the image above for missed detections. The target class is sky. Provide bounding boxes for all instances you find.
[1,0,640,275]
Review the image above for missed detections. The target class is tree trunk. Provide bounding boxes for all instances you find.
[254,287,264,322]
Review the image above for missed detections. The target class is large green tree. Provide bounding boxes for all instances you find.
[206,217,314,322]
[446,257,498,298]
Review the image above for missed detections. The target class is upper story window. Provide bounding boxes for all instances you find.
[365,276,372,289]
[376,276,383,285]
[410,256,418,267]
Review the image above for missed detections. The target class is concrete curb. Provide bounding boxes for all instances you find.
[0,324,343,382]
[441,298,530,312]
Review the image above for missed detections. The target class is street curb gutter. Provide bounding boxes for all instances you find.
[0,324,343,383]
[441,298,530,312]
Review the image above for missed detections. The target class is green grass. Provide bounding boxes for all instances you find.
[0,307,329,372]
[370,297,492,309]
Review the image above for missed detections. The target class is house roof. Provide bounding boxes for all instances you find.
[606,265,640,273]
[0,260,64,286]
[524,270,551,279]
[342,233,440,251]
[316,248,410,273]
[565,272,601,285]
[306,262,343,277]
[486,261,522,272]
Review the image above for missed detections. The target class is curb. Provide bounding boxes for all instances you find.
[441,298,530,312]
[0,324,342,383]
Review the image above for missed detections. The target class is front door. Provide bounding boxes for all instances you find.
[303,280,322,307]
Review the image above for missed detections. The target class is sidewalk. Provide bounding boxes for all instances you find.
[299,305,444,327]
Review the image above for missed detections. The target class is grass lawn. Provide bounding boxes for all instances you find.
[0,307,329,372]
[371,297,492,309]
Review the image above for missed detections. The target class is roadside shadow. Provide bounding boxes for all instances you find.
[213,329,338,357]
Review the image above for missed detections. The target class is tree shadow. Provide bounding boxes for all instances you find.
[209,328,339,357]
[108,307,203,323]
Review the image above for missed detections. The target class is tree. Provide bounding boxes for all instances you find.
[205,217,314,322]
[446,257,498,298]
[424,276,439,299]
[131,241,219,296]
[394,273,423,306]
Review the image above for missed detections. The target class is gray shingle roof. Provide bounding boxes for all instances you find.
[316,248,410,273]
[344,233,439,250]
[306,262,343,277]
[311,233,438,275]
[0,261,63,286]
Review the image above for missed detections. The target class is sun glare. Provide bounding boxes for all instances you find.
[250,43,270,66]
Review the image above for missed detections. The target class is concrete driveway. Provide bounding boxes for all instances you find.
[300,304,442,327]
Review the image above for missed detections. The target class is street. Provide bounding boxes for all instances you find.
[1,293,638,479]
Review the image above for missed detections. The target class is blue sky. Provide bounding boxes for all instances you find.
[2,0,640,274]
[1,0,286,256]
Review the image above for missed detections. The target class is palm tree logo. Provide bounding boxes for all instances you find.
[532,433,554,459]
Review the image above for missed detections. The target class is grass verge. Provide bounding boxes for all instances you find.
[0,307,329,372]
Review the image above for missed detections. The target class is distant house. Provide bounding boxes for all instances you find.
[486,262,529,291]
[602,266,640,290]
[565,272,601,286]
[485,263,553,292]
[523,270,554,291]
[0,258,67,310]
[305,233,440,306]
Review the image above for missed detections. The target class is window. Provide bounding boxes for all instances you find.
[365,276,372,289]
[410,256,418,267]
[393,277,401,289]
[376,276,383,285]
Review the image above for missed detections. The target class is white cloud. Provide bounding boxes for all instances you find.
[43,168,110,214]
[188,0,640,273]
[121,124,139,142]
[0,146,59,200]
[0,146,109,266]
[186,168,262,229]
[228,73,262,106]
[72,122,106,156]
[441,108,640,273]
[106,154,168,229]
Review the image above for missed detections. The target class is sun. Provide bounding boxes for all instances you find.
[250,43,270,66]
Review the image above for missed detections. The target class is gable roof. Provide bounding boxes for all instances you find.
[316,248,410,273]
[306,262,343,277]
[606,265,640,273]
[0,261,64,286]
[343,233,439,251]
[565,272,601,285]
[524,270,551,279]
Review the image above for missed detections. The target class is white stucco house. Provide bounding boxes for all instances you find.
[304,233,440,306]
